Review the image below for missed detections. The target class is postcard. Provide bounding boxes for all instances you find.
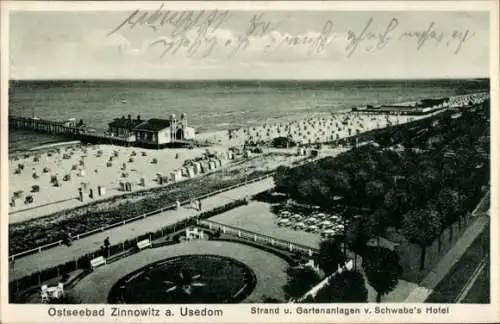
[1,1,498,323]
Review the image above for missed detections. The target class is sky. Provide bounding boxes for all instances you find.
[9,8,490,80]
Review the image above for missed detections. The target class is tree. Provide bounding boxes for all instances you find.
[329,171,352,198]
[283,266,321,300]
[314,270,368,303]
[365,180,386,209]
[362,209,390,247]
[402,204,442,270]
[317,239,346,275]
[273,166,293,193]
[383,188,411,226]
[345,218,370,257]
[436,187,461,242]
[362,247,402,302]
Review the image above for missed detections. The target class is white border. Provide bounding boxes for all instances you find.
[1,1,499,323]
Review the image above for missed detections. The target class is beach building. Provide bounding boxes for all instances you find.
[108,115,143,140]
[133,114,196,148]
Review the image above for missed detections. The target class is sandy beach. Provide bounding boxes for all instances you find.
[8,138,234,223]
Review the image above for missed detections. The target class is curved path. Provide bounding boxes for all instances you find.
[70,240,288,303]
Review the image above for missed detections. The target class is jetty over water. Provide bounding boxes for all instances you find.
[9,116,135,147]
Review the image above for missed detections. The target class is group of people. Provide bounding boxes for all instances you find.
[78,185,105,202]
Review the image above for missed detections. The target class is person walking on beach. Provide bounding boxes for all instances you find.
[176,200,181,210]
[198,199,202,211]
[89,188,94,199]
[78,187,83,202]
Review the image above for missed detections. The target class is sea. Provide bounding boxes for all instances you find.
[8,79,489,152]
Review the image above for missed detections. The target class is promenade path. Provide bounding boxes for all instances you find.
[9,177,274,282]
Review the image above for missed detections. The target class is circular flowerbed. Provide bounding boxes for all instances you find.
[108,255,256,304]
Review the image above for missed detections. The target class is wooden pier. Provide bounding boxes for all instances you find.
[9,116,134,147]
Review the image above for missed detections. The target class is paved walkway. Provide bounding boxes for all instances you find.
[404,213,490,302]
[9,177,274,282]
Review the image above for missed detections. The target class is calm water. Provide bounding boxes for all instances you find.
[8,79,489,152]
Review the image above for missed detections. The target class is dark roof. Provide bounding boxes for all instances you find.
[109,118,143,130]
[133,119,172,132]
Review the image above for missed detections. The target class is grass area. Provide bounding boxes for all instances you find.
[108,254,255,304]
[425,227,489,303]
[210,201,321,248]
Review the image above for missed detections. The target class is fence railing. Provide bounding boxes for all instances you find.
[9,173,275,261]
[198,220,319,257]
[294,259,354,303]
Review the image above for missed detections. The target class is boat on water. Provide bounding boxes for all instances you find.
[121,99,127,104]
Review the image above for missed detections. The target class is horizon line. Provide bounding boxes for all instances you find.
[9,77,491,82]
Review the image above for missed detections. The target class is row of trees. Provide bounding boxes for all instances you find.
[275,102,490,270]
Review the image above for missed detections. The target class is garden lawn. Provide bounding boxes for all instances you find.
[210,201,321,249]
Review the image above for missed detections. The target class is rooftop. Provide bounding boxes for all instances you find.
[109,116,143,130]
[133,118,172,132]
